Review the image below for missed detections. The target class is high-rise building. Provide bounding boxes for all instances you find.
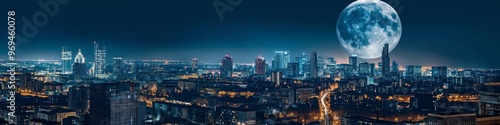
[296,52,310,77]
[478,85,500,116]
[349,55,358,70]
[74,49,85,64]
[94,41,106,78]
[89,82,145,125]
[113,56,124,74]
[391,60,399,72]
[369,63,375,76]
[310,52,318,78]
[326,57,336,75]
[254,56,266,75]
[358,62,370,76]
[220,55,233,78]
[73,49,87,76]
[432,66,448,78]
[273,51,290,70]
[68,85,90,119]
[317,56,327,76]
[192,58,198,73]
[273,51,281,70]
[61,47,73,74]
[287,62,299,78]
[382,43,390,77]
[271,71,283,86]
[283,51,290,68]
[405,65,422,77]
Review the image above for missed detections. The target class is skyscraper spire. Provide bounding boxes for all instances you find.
[75,49,85,63]
[73,48,88,77]
[382,43,390,77]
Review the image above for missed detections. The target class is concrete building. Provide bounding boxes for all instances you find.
[427,112,476,125]
[89,82,145,125]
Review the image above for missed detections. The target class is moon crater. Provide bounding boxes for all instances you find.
[337,0,402,59]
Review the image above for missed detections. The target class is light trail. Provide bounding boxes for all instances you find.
[321,90,330,125]
[320,83,341,125]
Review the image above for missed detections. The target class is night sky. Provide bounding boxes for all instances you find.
[1,0,499,68]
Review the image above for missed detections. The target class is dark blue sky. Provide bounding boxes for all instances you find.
[1,0,499,68]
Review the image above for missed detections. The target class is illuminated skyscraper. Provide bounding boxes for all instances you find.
[358,62,370,76]
[61,47,73,74]
[73,49,87,76]
[405,65,422,77]
[349,55,358,70]
[254,56,266,75]
[192,58,198,73]
[75,49,85,63]
[392,60,399,72]
[382,43,390,77]
[113,56,124,74]
[296,52,310,77]
[317,56,327,76]
[220,55,233,78]
[94,41,106,78]
[283,51,290,69]
[310,52,318,78]
[273,51,290,70]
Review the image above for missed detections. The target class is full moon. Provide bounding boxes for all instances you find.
[336,0,402,59]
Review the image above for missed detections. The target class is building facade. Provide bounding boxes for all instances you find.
[61,47,73,74]
[254,56,266,75]
[310,52,318,78]
[89,82,145,125]
[382,43,390,77]
[94,41,107,78]
[220,55,234,78]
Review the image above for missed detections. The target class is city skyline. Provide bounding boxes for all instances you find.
[2,0,500,125]
[3,44,498,70]
[0,0,499,68]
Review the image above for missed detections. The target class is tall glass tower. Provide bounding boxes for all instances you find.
[297,52,310,78]
[113,56,124,74]
[273,51,290,70]
[94,41,106,78]
[310,52,318,78]
[61,47,73,74]
[382,43,390,77]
